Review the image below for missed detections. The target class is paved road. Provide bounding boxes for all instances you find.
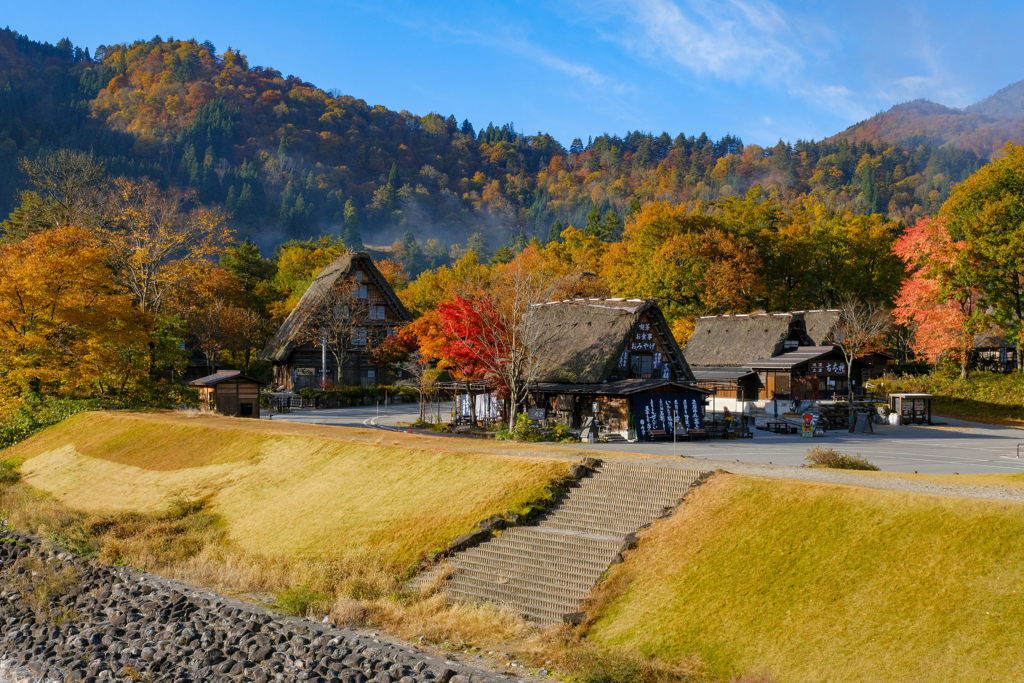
[570,419,1024,475]
[264,406,1024,475]
[263,402,424,430]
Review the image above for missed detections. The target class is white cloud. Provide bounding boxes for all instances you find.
[613,0,803,82]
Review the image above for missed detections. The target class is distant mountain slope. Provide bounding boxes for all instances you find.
[965,80,1024,118]
[830,81,1024,156]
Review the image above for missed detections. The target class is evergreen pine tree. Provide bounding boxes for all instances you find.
[461,119,475,137]
[343,199,363,250]
[467,232,486,256]
[237,184,255,223]
[628,197,642,216]
[584,205,604,239]
[387,162,400,189]
[225,185,238,214]
[570,138,584,155]
[489,244,513,265]
[603,209,623,241]
[547,218,564,244]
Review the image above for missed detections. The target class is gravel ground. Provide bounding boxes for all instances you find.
[0,531,549,683]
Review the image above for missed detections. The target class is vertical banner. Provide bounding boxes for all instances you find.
[632,393,704,441]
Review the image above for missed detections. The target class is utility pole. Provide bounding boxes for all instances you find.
[321,337,327,388]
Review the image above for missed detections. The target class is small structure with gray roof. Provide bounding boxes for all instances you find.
[189,370,265,418]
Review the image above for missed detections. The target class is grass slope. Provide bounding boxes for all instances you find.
[5,411,570,566]
[587,474,1024,683]
[886,371,1024,427]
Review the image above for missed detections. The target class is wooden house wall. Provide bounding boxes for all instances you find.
[617,314,678,381]
[211,379,260,418]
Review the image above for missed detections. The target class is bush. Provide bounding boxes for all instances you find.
[0,458,21,486]
[0,399,97,451]
[273,584,330,617]
[547,422,576,442]
[496,414,543,442]
[806,447,879,471]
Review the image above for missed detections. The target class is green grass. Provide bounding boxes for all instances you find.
[886,371,1024,425]
[587,474,1024,683]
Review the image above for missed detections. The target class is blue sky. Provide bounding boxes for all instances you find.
[6,0,1023,147]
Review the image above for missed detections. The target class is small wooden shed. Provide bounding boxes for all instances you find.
[189,370,265,418]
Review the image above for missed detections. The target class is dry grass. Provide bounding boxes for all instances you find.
[8,411,570,565]
[805,446,879,471]
[585,473,1024,683]
[0,411,582,664]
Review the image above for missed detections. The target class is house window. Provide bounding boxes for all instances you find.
[783,340,799,350]
[355,270,363,282]
[386,326,397,337]
[352,284,368,299]
[370,305,386,320]
[359,367,376,387]
[630,354,653,379]
[353,327,367,346]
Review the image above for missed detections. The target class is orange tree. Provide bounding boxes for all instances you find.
[0,226,151,406]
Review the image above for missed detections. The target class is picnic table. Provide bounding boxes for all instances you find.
[765,421,798,434]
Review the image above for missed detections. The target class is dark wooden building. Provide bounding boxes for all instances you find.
[189,370,265,418]
[526,298,709,441]
[975,325,1019,372]
[684,309,889,403]
[746,346,867,400]
[260,252,412,390]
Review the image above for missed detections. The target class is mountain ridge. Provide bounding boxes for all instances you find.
[829,80,1024,154]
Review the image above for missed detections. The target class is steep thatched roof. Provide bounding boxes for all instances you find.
[684,313,811,367]
[975,324,1011,348]
[801,309,843,345]
[260,252,411,363]
[530,298,694,384]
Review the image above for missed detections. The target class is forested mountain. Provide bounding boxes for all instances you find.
[0,28,1014,271]
[830,81,1024,157]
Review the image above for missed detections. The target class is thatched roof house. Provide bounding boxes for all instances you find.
[260,252,412,389]
[974,324,1019,372]
[531,298,695,384]
[684,312,813,368]
[524,298,707,442]
[802,310,843,345]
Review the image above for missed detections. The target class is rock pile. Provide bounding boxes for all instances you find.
[0,531,527,683]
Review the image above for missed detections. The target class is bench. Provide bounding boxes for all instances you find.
[649,429,669,441]
[687,429,708,441]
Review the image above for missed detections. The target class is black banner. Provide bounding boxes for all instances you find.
[632,393,704,441]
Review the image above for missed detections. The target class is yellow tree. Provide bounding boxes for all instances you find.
[0,226,151,405]
[103,177,233,315]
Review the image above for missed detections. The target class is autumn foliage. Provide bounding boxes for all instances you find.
[0,226,150,407]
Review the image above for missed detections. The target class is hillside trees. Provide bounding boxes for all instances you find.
[0,30,991,251]
[941,143,1024,369]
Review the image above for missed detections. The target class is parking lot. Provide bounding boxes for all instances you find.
[264,405,1024,475]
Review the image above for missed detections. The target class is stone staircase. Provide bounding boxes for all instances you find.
[418,461,712,624]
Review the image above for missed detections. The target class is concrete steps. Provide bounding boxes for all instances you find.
[418,461,712,624]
